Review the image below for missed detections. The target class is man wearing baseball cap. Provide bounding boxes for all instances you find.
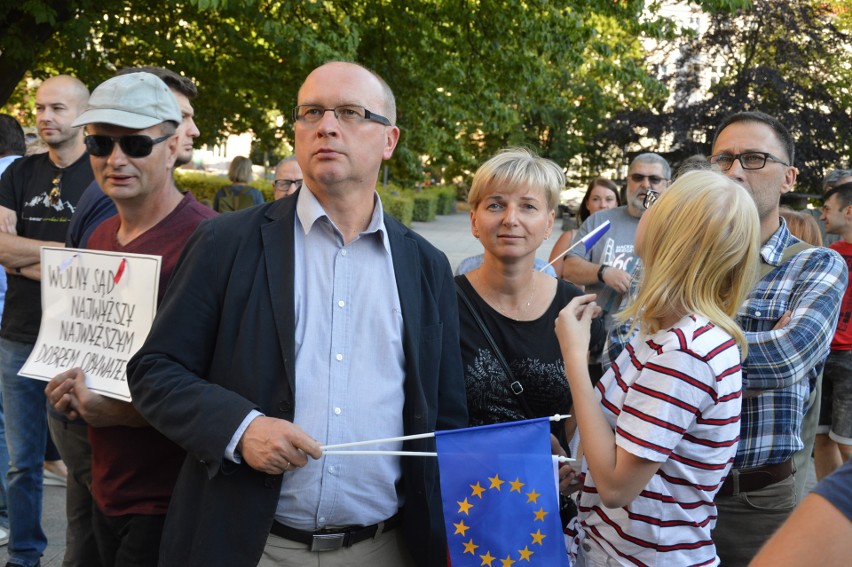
[45,72,216,567]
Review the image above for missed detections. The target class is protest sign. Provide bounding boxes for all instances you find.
[20,247,160,401]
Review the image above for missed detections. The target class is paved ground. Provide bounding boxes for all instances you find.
[1,210,815,565]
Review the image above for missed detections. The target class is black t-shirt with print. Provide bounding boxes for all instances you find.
[0,151,93,342]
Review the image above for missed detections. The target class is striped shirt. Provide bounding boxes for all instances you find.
[569,315,742,566]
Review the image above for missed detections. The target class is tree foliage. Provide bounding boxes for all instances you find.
[600,0,852,193]
[2,0,750,186]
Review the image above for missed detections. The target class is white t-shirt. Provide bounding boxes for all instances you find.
[568,314,742,566]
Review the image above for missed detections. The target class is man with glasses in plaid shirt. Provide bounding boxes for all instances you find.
[709,111,847,565]
[562,153,670,382]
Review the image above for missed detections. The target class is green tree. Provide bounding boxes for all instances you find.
[2,0,749,186]
[600,0,852,193]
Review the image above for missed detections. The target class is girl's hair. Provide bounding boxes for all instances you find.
[578,178,620,222]
[228,156,253,184]
[618,170,760,357]
[467,147,564,212]
[779,206,823,246]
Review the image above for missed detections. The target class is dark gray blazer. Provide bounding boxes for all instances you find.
[128,193,468,567]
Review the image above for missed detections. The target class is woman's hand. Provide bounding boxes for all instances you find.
[558,462,581,495]
[555,294,601,363]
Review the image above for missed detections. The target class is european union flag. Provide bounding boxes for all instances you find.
[436,417,569,567]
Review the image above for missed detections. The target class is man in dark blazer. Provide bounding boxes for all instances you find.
[127,61,467,567]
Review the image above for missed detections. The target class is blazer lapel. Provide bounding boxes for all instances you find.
[261,198,297,392]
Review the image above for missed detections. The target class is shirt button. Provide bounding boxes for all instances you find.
[582,543,591,552]
[334,407,342,415]
[341,249,347,257]
[319,517,326,524]
[755,311,762,316]
[338,300,345,308]
[328,466,336,474]
[335,353,343,361]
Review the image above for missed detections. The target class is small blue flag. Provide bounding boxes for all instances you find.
[580,220,610,252]
[436,418,569,567]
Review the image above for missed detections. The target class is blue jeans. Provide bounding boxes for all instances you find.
[0,337,47,566]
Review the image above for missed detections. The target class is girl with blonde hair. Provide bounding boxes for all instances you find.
[555,170,760,566]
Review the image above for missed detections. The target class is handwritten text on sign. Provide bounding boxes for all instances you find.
[20,247,161,401]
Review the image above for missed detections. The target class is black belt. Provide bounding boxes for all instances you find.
[718,459,793,496]
[270,513,401,552]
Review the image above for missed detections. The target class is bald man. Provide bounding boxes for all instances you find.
[127,61,467,567]
[0,74,92,567]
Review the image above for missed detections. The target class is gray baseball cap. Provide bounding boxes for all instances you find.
[72,72,181,129]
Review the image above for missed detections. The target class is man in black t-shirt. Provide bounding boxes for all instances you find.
[0,74,91,567]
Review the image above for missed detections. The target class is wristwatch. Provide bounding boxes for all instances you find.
[597,264,607,283]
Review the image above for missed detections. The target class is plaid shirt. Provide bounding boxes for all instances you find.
[736,220,846,468]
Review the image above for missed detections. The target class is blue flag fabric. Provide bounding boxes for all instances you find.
[436,417,570,567]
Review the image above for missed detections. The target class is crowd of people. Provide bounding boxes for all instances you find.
[0,60,850,567]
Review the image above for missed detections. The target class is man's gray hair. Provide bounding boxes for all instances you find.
[630,153,671,181]
[824,168,852,191]
[275,155,297,169]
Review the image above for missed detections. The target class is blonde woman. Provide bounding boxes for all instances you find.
[555,170,761,566]
[214,155,264,212]
[457,148,604,473]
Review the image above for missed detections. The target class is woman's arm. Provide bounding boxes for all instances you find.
[556,295,662,508]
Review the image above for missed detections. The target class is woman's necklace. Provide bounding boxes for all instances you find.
[478,272,537,320]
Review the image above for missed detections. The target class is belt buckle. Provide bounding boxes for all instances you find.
[310,533,345,552]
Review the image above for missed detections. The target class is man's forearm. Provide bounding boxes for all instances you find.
[562,256,602,285]
[0,232,64,268]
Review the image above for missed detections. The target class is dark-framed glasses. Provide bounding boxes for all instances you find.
[273,178,303,192]
[709,152,790,171]
[84,134,172,158]
[292,105,391,126]
[642,189,659,209]
[630,173,668,186]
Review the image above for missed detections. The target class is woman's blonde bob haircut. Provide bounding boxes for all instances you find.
[618,170,760,357]
[467,147,564,212]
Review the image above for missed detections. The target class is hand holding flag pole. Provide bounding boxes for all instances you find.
[540,219,610,272]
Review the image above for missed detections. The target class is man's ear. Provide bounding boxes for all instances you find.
[165,131,179,169]
[780,165,798,195]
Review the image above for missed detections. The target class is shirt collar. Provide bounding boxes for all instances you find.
[760,216,794,267]
[295,185,391,254]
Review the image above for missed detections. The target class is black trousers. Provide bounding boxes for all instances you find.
[91,505,165,567]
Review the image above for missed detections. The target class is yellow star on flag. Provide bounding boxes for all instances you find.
[526,488,540,504]
[509,477,525,493]
[463,539,479,555]
[500,554,516,567]
[454,520,469,536]
[534,507,548,521]
[530,529,546,545]
[470,481,486,498]
[457,497,474,515]
[518,546,534,561]
[480,551,496,566]
[488,474,505,490]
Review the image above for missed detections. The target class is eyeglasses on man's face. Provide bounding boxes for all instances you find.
[641,189,659,209]
[84,134,172,158]
[292,105,391,126]
[273,178,303,192]
[709,152,790,171]
[629,173,668,187]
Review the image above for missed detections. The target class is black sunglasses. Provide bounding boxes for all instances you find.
[629,173,668,186]
[84,134,172,158]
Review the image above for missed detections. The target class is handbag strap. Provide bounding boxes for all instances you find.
[455,280,536,419]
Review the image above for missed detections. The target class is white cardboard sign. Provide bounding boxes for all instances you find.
[20,247,161,402]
